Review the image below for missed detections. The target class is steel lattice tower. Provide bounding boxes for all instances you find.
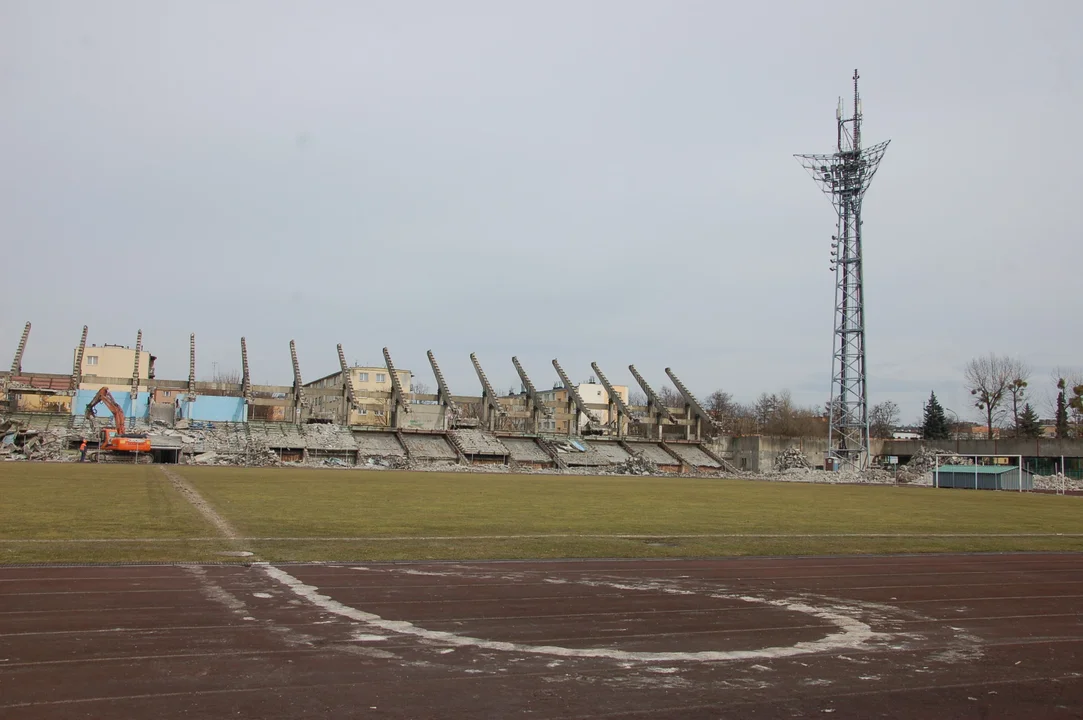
[796,70,889,470]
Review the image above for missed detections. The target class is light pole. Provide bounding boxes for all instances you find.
[944,407,961,439]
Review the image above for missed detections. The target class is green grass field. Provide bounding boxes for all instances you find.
[0,463,231,563]
[2,463,1082,563]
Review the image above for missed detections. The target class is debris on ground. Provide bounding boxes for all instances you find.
[607,453,659,476]
[774,447,812,471]
[1032,473,1083,492]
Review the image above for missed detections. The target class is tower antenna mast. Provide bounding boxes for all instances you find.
[796,69,890,471]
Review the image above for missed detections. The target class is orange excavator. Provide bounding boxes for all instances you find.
[84,387,152,455]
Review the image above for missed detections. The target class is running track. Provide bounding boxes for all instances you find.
[2,554,1082,718]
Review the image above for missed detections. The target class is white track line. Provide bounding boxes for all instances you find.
[157,467,244,542]
[3,532,1081,543]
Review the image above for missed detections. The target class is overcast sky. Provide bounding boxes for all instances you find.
[2,0,1080,424]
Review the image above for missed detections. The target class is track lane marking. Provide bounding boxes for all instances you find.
[560,672,1083,720]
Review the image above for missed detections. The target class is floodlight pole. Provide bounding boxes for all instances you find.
[796,69,890,472]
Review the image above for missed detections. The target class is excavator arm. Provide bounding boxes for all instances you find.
[84,386,151,454]
[85,387,127,435]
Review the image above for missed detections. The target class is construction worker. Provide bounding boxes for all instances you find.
[79,439,87,462]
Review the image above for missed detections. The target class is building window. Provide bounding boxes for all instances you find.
[86,356,98,366]
[376,373,386,383]
[358,372,369,382]
[357,408,367,415]
[375,409,385,416]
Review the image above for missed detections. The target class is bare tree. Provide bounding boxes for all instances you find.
[751,390,827,437]
[211,368,241,384]
[1005,359,1030,437]
[703,390,741,434]
[657,385,683,410]
[411,380,431,396]
[964,354,1015,440]
[1053,368,1083,433]
[869,400,900,438]
[628,390,647,407]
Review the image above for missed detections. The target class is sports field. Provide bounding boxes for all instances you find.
[2,463,1082,564]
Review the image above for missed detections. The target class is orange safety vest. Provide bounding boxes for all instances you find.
[80,441,87,450]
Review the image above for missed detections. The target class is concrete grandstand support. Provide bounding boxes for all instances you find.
[130,329,143,414]
[240,337,252,404]
[629,365,676,441]
[470,353,504,432]
[289,340,305,423]
[665,367,718,442]
[337,343,360,423]
[69,325,88,392]
[512,356,551,434]
[187,333,197,401]
[382,347,410,429]
[552,358,600,436]
[591,361,637,438]
[10,322,30,375]
[426,350,459,430]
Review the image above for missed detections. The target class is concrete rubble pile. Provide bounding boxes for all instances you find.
[896,447,967,484]
[449,429,509,457]
[607,452,659,476]
[774,447,812,471]
[902,447,968,473]
[1,415,76,462]
[1032,473,1083,492]
[768,465,897,485]
[361,455,411,470]
[189,445,282,467]
[301,424,357,450]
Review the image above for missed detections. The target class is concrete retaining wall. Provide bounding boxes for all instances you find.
[881,438,1083,459]
[710,435,831,472]
[398,405,445,431]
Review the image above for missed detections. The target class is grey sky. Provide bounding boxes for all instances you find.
[2,0,1080,424]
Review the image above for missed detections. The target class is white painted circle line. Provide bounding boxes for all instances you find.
[260,565,889,662]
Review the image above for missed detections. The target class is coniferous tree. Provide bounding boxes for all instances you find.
[1055,379,1070,439]
[1017,403,1043,439]
[922,391,952,440]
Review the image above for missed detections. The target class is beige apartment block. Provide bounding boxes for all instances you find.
[76,344,155,393]
[305,366,413,426]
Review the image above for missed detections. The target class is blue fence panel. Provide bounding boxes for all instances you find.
[180,396,248,422]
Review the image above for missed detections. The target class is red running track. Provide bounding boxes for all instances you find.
[1,554,1082,718]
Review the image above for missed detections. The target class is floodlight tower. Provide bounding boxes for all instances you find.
[796,70,889,470]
